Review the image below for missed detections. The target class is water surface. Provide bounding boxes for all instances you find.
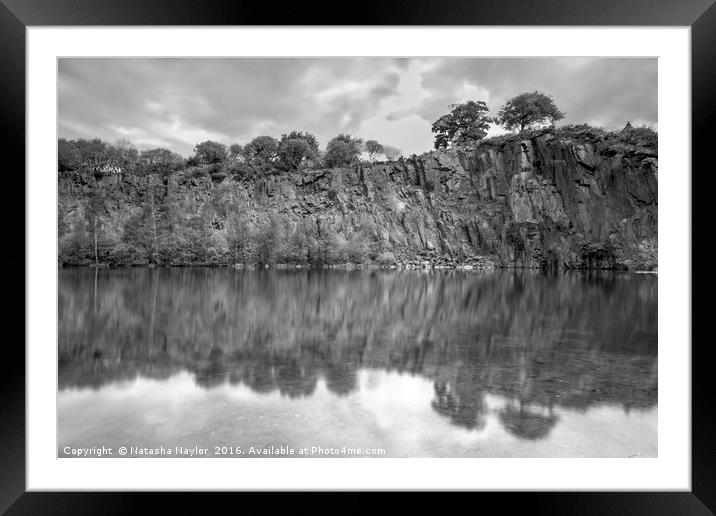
[58,268,657,457]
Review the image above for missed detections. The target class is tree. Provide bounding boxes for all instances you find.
[324,134,363,167]
[58,138,80,172]
[194,140,227,164]
[495,91,565,132]
[75,138,112,175]
[278,138,311,170]
[145,181,163,263]
[281,131,319,154]
[228,143,243,161]
[364,140,384,163]
[431,101,491,150]
[281,218,315,264]
[121,184,166,265]
[109,138,139,175]
[253,214,283,265]
[86,190,107,265]
[277,131,320,170]
[243,136,279,166]
[226,206,252,264]
[136,148,184,176]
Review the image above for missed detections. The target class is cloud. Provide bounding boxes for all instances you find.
[58,57,657,157]
[413,57,657,130]
[59,58,404,156]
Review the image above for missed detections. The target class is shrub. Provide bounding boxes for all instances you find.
[580,241,617,269]
[107,242,147,266]
[376,252,396,265]
[617,125,657,148]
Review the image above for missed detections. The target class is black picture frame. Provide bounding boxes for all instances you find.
[2,0,709,512]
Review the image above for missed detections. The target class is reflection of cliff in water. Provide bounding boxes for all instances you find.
[58,269,657,439]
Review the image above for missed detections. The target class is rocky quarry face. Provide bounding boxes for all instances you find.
[58,132,658,270]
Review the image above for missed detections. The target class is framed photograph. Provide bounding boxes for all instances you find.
[4,0,709,511]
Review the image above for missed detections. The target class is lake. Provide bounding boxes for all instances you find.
[58,268,657,458]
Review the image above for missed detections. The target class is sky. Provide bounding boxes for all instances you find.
[58,57,657,157]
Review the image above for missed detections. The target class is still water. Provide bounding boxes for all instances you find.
[58,268,657,458]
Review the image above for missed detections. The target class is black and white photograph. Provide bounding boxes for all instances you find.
[55,56,658,459]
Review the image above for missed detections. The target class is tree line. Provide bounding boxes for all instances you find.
[58,132,403,180]
[58,89,657,180]
[58,90,565,178]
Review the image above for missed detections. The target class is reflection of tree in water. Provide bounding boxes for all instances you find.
[194,347,229,388]
[430,341,493,431]
[498,402,559,440]
[240,358,275,394]
[58,268,657,439]
[325,363,357,396]
[431,380,486,431]
[273,357,319,398]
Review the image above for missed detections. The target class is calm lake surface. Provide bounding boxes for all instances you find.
[58,268,657,458]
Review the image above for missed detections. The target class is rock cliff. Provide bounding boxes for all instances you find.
[58,130,658,270]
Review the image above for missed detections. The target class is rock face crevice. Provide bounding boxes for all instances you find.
[58,132,657,270]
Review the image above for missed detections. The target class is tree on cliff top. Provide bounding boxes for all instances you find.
[75,138,112,175]
[496,91,565,132]
[243,136,279,167]
[324,134,363,167]
[364,140,384,163]
[109,138,139,174]
[277,132,320,170]
[59,138,140,175]
[431,101,491,150]
[136,148,184,176]
[58,138,81,172]
[228,143,243,161]
[194,140,227,165]
[282,131,319,154]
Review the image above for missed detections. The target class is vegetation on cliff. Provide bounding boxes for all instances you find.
[57,91,657,270]
[57,123,657,270]
[494,91,565,133]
